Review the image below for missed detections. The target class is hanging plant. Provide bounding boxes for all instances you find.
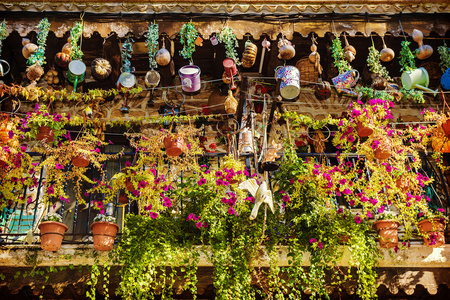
[27,18,50,66]
[145,21,159,69]
[0,20,7,56]
[179,21,198,63]
[121,35,134,72]
[367,45,392,81]
[69,21,84,61]
[217,26,240,65]
[331,35,351,74]
[437,40,450,73]
[399,40,416,72]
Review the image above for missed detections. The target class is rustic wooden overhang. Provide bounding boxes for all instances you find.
[0,245,449,297]
[0,1,450,39]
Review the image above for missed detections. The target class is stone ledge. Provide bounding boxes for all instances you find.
[1,244,449,268]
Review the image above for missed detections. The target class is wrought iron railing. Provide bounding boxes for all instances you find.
[0,151,448,245]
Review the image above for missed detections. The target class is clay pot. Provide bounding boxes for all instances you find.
[91,221,119,251]
[441,119,450,139]
[22,38,38,60]
[38,221,68,251]
[356,122,373,137]
[343,34,356,62]
[91,58,112,81]
[417,218,446,247]
[72,154,89,168]
[164,136,185,157]
[126,178,135,192]
[241,42,258,68]
[118,192,129,204]
[373,220,400,248]
[36,126,54,143]
[0,127,12,144]
[54,52,71,68]
[412,29,433,60]
[278,43,295,61]
[314,80,331,101]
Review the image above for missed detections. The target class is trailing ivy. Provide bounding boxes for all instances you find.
[0,20,7,56]
[179,21,198,63]
[69,21,84,61]
[121,35,134,72]
[145,21,159,69]
[27,18,50,66]
[367,45,391,81]
[437,40,450,73]
[399,40,416,72]
[331,36,351,74]
[217,26,240,65]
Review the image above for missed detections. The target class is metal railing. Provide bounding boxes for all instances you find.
[0,150,448,245]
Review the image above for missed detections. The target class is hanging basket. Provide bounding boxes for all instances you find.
[91,221,119,251]
[295,57,318,86]
[374,137,392,160]
[356,121,374,137]
[373,220,400,248]
[38,221,68,251]
[417,218,446,247]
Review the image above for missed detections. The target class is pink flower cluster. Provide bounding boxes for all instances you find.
[187,213,208,228]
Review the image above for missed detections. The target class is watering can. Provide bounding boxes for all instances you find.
[0,60,10,77]
[441,68,450,91]
[401,67,438,96]
[67,60,86,92]
[223,58,238,90]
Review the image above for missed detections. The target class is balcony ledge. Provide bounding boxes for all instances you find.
[0,244,449,268]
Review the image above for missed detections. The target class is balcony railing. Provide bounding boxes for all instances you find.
[0,151,449,246]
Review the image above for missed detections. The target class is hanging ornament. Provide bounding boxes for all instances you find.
[238,179,274,220]
[343,33,356,62]
[238,127,254,153]
[412,29,433,60]
[259,37,271,73]
[380,35,395,62]
[278,36,295,60]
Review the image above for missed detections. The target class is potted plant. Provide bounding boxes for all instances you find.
[417,209,447,247]
[38,213,68,251]
[21,104,67,144]
[217,26,240,65]
[373,212,401,248]
[179,21,198,64]
[91,213,119,251]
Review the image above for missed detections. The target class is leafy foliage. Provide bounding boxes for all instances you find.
[217,27,240,65]
[27,18,50,66]
[0,20,7,56]
[69,21,84,61]
[367,45,391,80]
[179,21,198,62]
[399,40,416,72]
[437,40,450,73]
[331,36,351,74]
[145,22,159,68]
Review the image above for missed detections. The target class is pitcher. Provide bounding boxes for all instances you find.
[332,69,359,95]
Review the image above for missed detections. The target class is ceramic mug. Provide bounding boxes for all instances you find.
[332,69,359,94]
[0,60,10,77]
[67,60,86,92]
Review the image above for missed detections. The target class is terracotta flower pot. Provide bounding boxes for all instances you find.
[36,126,54,143]
[356,121,373,137]
[373,220,400,248]
[72,154,89,168]
[126,178,135,192]
[417,218,446,247]
[374,139,392,160]
[164,136,184,157]
[38,221,68,251]
[91,221,120,251]
[0,128,12,144]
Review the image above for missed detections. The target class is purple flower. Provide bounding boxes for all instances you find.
[309,238,317,244]
[138,181,148,189]
[318,242,323,249]
[55,163,64,170]
[339,179,347,185]
[150,212,158,219]
[355,215,362,224]
[228,206,236,215]
[198,177,206,186]
[282,195,291,202]
[144,204,152,211]
[47,185,54,195]
[196,222,203,229]
[8,131,13,139]
[351,109,361,118]
[371,140,381,150]
[342,188,351,195]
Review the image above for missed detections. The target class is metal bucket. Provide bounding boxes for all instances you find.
[67,60,86,92]
[275,65,300,99]
[179,65,201,93]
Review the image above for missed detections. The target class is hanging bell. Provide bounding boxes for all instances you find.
[239,128,254,153]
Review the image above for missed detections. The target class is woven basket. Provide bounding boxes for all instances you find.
[295,57,319,86]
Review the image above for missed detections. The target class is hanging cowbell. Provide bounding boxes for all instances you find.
[242,41,258,68]
[239,128,254,153]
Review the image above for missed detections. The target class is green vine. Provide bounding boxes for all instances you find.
[399,40,416,72]
[0,20,7,56]
[331,36,351,74]
[121,35,134,72]
[217,26,240,65]
[437,40,450,73]
[145,21,159,69]
[179,21,198,63]
[69,21,84,61]
[367,45,391,81]
[27,18,50,66]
